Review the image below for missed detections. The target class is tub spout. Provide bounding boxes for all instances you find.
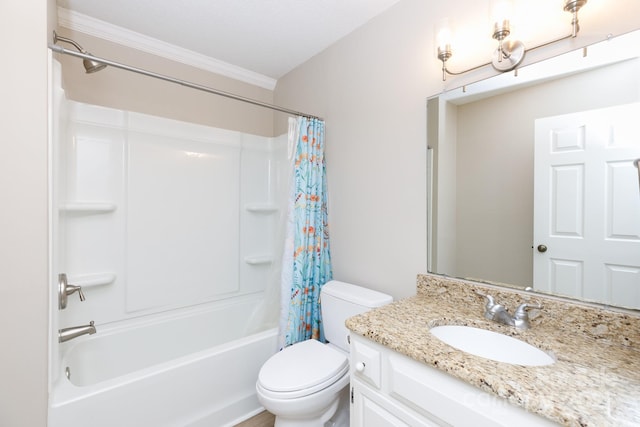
[59,321,96,343]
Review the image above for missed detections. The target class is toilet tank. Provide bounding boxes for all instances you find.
[321,280,393,352]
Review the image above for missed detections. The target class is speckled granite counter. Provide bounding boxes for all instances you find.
[345,274,640,427]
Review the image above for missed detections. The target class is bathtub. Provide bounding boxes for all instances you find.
[49,295,278,427]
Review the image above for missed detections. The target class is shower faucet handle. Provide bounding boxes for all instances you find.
[58,273,86,310]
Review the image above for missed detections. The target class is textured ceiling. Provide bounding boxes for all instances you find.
[57,0,402,79]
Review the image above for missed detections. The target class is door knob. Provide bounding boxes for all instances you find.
[537,245,548,253]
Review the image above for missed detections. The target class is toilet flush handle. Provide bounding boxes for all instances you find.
[355,362,366,372]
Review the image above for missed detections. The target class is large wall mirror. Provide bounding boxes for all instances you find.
[427,30,640,310]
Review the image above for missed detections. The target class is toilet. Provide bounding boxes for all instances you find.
[256,280,393,427]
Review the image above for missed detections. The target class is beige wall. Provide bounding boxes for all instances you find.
[0,0,54,426]
[55,28,277,137]
[274,0,640,299]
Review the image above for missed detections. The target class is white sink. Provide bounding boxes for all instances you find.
[430,325,555,366]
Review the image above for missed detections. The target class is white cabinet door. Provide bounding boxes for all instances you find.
[351,379,443,427]
[534,103,640,308]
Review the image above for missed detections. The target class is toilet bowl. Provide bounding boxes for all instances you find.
[256,339,350,427]
[255,280,393,427]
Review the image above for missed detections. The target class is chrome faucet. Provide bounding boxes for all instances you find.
[478,293,542,330]
[58,321,96,343]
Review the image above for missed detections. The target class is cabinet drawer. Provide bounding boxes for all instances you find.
[388,354,496,426]
[351,337,382,388]
[387,353,558,427]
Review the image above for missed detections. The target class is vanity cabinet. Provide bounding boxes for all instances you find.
[349,334,558,427]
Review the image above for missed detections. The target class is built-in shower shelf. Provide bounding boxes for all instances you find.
[245,204,279,214]
[60,202,117,213]
[244,256,273,265]
[68,272,116,288]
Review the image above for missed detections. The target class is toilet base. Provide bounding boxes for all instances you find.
[327,387,350,427]
[273,387,349,427]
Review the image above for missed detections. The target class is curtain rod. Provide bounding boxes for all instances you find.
[48,44,323,121]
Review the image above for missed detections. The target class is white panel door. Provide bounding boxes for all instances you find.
[534,103,640,308]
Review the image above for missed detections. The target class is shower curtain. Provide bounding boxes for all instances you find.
[279,116,333,348]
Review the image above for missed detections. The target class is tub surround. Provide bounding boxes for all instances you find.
[345,274,640,426]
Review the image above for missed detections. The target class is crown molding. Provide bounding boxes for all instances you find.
[57,7,277,90]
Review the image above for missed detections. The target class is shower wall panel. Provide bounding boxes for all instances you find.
[59,101,283,328]
[239,134,285,296]
[125,123,240,312]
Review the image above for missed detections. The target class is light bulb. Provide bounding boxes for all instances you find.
[490,0,514,40]
[435,18,453,61]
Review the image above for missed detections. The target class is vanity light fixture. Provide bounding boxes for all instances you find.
[436,0,588,81]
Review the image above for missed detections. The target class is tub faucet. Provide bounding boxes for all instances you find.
[59,321,96,343]
[477,293,541,330]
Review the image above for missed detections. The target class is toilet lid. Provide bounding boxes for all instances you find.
[258,339,348,398]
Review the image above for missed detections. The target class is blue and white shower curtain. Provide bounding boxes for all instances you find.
[279,116,333,348]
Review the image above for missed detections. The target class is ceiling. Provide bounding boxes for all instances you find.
[57,0,402,82]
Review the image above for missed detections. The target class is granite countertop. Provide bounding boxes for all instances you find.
[345,274,640,427]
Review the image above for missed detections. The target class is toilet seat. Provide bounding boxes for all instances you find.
[257,339,349,400]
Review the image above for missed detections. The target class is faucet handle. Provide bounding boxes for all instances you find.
[58,273,86,310]
[475,291,496,308]
[475,291,502,320]
[69,285,86,301]
[514,302,542,319]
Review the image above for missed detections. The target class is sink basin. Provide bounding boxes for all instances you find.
[430,325,555,366]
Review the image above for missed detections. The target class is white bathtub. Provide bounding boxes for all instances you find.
[49,295,278,427]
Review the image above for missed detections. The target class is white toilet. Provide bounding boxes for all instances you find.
[256,280,393,427]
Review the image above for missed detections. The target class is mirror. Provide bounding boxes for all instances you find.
[427,30,640,309]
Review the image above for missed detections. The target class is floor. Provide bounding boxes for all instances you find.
[234,410,275,427]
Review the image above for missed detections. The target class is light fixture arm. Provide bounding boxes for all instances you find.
[493,18,511,64]
[439,59,493,81]
[497,38,506,62]
[519,33,574,56]
[564,0,588,37]
[570,10,580,37]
